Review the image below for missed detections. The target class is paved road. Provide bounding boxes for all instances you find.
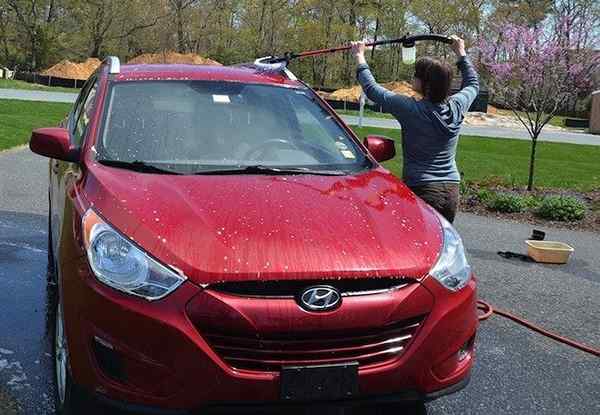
[1,147,599,414]
[1,87,599,146]
[342,115,600,146]
[0,89,78,104]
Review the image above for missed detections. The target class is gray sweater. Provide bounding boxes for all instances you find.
[357,56,479,187]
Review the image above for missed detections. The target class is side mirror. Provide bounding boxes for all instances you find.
[29,128,79,162]
[363,135,396,162]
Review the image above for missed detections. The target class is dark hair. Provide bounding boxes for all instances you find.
[414,57,452,103]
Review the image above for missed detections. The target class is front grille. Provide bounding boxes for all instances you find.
[204,316,425,372]
[208,278,412,298]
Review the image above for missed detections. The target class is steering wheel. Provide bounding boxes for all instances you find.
[243,138,299,161]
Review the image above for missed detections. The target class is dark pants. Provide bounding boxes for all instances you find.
[409,182,460,223]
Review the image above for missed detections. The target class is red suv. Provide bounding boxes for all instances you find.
[30,57,477,414]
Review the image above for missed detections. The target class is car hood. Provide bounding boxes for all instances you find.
[84,165,443,285]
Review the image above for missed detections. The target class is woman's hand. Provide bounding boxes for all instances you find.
[351,41,367,65]
[450,35,466,57]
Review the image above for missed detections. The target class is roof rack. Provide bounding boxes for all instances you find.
[103,56,120,74]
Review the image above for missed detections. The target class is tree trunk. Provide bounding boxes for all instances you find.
[176,8,185,53]
[256,0,266,55]
[90,44,100,58]
[31,36,37,69]
[371,17,380,60]
[268,1,275,54]
[45,0,56,23]
[90,35,102,58]
[527,135,539,191]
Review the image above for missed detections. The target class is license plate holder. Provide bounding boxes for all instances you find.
[280,362,359,401]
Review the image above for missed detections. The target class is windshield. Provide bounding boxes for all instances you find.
[97,81,371,174]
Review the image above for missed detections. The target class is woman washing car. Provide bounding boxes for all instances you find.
[351,36,479,223]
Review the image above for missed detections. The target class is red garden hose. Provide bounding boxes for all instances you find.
[477,300,600,357]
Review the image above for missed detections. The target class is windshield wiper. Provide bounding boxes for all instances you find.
[96,161,348,176]
[96,159,182,175]
[193,165,348,176]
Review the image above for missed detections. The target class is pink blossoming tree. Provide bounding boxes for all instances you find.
[479,20,599,190]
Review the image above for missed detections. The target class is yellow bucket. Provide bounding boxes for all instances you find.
[525,240,574,264]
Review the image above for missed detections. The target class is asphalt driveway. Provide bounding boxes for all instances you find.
[0,147,598,414]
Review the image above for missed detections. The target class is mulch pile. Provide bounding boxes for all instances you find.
[330,81,421,102]
[315,90,332,100]
[42,58,102,80]
[40,53,221,80]
[127,52,221,66]
[487,105,499,114]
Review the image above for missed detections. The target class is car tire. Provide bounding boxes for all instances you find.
[53,295,86,414]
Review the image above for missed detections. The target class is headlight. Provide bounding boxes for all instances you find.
[429,212,471,291]
[82,209,186,300]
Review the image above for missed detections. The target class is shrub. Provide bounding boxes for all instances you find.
[522,195,542,209]
[486,193,527,213]
[476,189,494,203]
[459,180,470,196]
[536,196,586,221]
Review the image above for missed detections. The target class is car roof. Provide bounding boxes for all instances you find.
[111,64,303,88]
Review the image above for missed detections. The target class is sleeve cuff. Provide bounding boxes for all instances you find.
[356,63,370,74]
[456,56,468,66]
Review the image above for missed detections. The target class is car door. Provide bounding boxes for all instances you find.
[49,77,98,258]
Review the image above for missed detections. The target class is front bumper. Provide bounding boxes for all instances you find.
[61,256,477,412]
[94,374,471,414]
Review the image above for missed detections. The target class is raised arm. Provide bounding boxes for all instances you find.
[351,41,414,116]
[448,36,479,115]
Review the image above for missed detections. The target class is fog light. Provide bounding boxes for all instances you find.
[458,345,470,361]
[91,333,179,397]
[433,335,475,380]
[458,335,475,361]
[92,336,125,382]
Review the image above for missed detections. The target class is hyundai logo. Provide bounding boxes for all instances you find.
[298,286,342,312]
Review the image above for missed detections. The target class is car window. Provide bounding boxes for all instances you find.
[72,79,98,146]
[98,80,370,174]
[70,78,94,129]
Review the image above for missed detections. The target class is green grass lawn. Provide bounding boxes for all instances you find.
[0,99,71,151]
[0,78,80,93]
[337,108,394,120]
[352,126,600,191]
